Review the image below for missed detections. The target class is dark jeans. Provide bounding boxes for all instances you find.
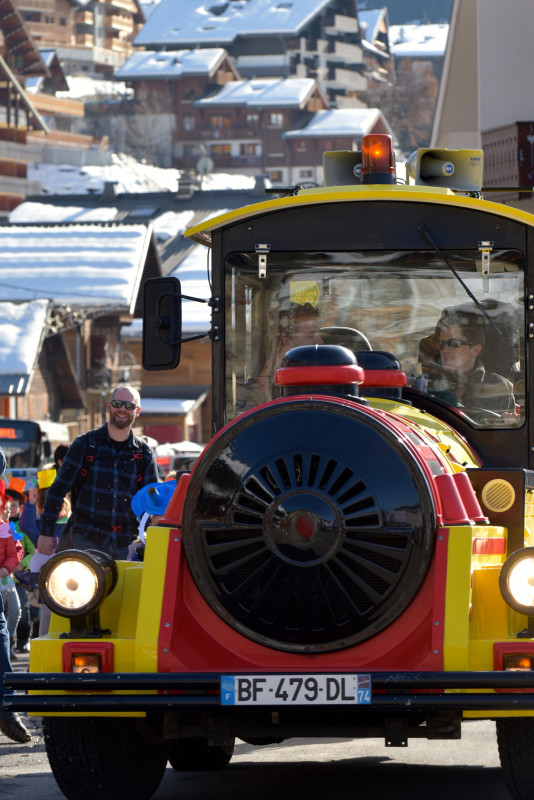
[56,528,129,561]
[0,593,13,705]
[15,582,31,647]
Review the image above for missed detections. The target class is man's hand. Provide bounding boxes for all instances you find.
[37,535,54,556]
[0,567,8,579]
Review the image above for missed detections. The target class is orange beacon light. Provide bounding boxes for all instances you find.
[361,133,396,184]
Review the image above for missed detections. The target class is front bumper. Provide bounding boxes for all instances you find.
[5,671,534,713]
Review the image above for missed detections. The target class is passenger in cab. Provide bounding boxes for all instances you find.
[423,309,515,416]
[245,303,323,405]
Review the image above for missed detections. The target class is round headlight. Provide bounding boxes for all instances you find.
[499,547,534,616]
[39,549,118,618]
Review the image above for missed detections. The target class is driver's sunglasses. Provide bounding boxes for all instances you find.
[110,399,138,410]
[438,338,474,350]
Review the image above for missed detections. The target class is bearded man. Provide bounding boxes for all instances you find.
[37,385,158,560]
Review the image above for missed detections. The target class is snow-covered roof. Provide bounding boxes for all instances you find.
[359,8,386,42]
[27,155,181,195]
[57,76,132,101]
[284,107,393,138]
[140,1,162,19]
[116,48,229,80]
[9,203,118,224]
[135,0,332,47]
[389,24,449,58]
[38,49,56,67]
[25,76,45,94]
[195,77,318,108]
[0,225,154,313]
[0,300,50,389]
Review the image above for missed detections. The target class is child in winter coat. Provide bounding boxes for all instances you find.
[0,480,23,656]
[6,477,35,655]
[19,469,70,636]
[19,469,71,549]
[0,475,31,743]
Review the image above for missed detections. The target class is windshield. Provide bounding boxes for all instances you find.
[0,421,39,468]
[225,249,525,429]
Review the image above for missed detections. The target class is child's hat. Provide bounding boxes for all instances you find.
[5,476,26,504]
[37,468,56,489]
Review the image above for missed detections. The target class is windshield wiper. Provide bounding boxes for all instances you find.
[418,223,501,334]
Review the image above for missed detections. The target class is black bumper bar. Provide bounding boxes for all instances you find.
[5,671,534,713]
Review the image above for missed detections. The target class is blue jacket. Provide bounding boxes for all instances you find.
[19,502,69,549]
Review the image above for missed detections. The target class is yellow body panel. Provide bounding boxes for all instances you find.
[28,526,171,717]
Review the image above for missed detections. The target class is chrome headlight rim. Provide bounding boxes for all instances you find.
[499,546,534,616]
[39,549,118,618]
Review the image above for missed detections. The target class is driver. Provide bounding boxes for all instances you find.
[243,303,323,407]
[424,310,515,415]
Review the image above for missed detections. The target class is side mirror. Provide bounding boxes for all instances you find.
[43,441,51,458]
[142,277,182,371]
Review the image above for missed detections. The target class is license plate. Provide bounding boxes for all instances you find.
[220,674,371,705]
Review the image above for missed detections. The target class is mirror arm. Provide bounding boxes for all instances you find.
[154,291,220,346]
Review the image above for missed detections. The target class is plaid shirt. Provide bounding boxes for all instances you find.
[40,424,158,548]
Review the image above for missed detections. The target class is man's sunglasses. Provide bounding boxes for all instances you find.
[438,338,474,350]
[110,400,138,410]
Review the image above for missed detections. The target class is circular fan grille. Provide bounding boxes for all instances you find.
[182,401,435,653]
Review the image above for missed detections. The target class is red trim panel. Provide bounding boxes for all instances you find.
[473,538,507,555]
[275,364,364,386]
[361,369,407,387]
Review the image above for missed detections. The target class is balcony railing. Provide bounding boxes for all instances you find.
[175,154,262,171]
[323,13,359,35]
[325,67,367,91]
[104,14,134,33]
[327,40,363,63]
[179,126,261,140]
[76,10,94,25]
[75,33,94,46]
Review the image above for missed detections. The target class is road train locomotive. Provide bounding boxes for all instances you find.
[8,134,534,800]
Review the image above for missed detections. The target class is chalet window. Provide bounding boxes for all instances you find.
[60,17,66,25]
[270,171,283,182]
[210,115,231,129]
[211,144,231,158]
[299,169,313,178]
[297,140,308,151]
[240,144,257,156]
[184,115,195,131]
[246,113,260,126]
[269,113,284,127]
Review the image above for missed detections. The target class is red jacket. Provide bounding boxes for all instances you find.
[0,533,22,574]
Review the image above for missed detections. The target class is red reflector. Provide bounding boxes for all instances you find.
[361,134,396,181]
[504,654,534,671]
[72,654,101,674]
[62,641,114,673]
[295,515,315,539]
